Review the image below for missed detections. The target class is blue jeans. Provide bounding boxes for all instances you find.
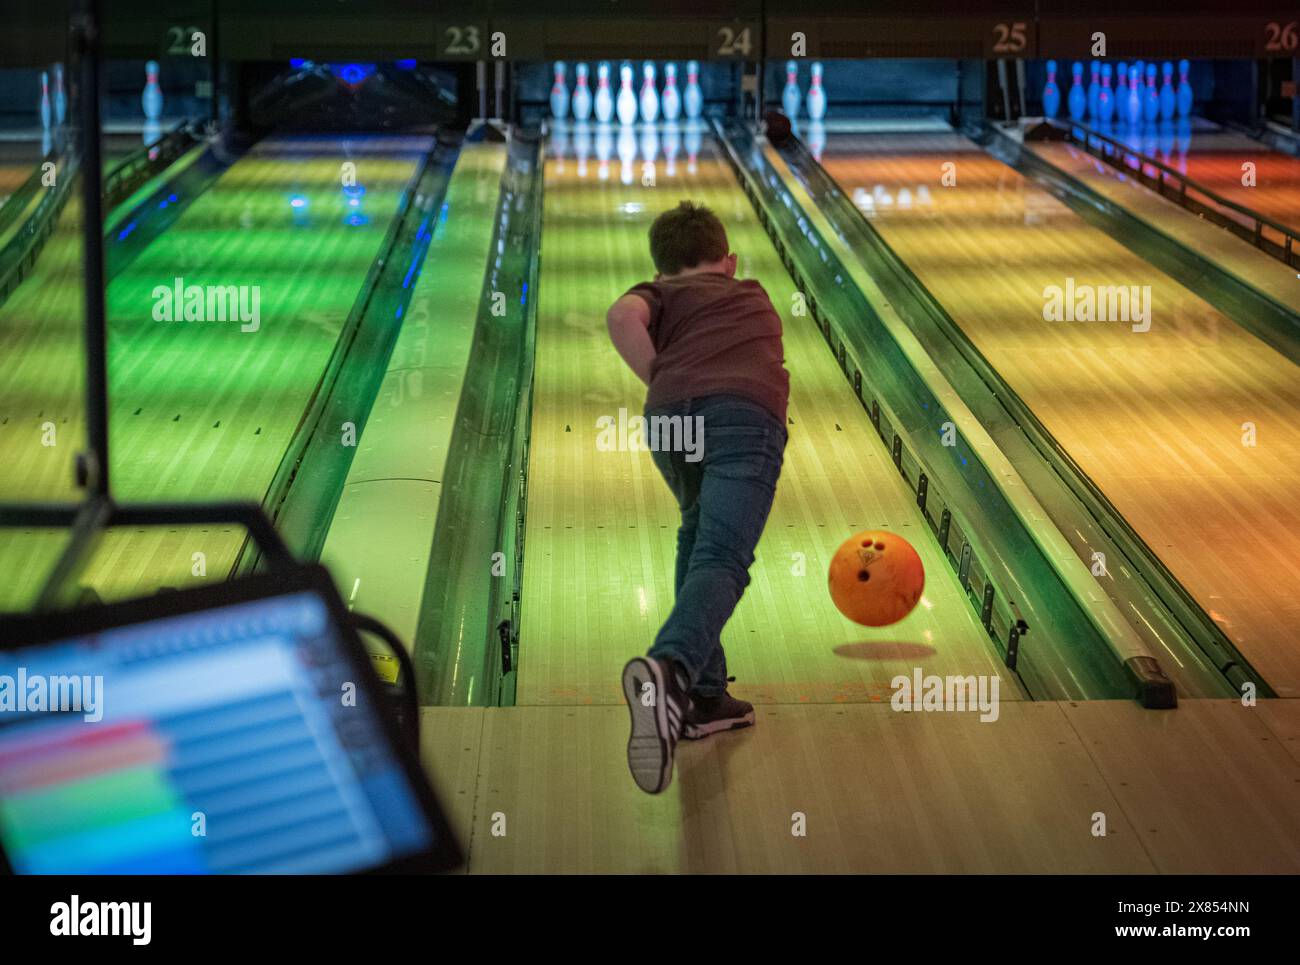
[646,395,787,697]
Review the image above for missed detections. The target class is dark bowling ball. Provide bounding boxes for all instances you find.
[763,110,793,146]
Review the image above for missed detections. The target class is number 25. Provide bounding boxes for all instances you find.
[992,22,1027,54]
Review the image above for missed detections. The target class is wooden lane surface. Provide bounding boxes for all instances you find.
[818,131,1300,696]
[517,131,1019,709]
[420,698,1300,873]
[0,135,427,608]
[1143,126,1300,233]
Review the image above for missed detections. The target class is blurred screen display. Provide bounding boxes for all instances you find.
[0,590,432,874]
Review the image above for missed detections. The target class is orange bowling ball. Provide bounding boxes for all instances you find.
[828,530,925,626]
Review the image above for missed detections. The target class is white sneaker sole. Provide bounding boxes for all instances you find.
[622,658,678,794]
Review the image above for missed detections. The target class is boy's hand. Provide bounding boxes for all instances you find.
[606,294,656,386]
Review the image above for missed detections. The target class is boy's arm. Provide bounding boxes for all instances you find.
[606,293,656,386]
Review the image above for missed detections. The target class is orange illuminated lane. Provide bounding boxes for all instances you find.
[817,130,1300,696]
[1111,126,1300,233]
[0,164,30,201]
[0,141,43,207]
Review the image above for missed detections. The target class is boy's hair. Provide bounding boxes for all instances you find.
[648,201,729,276]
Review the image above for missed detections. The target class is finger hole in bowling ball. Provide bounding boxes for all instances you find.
[860,540,870,547]
[857,570,870,581]
[874,541,886,550]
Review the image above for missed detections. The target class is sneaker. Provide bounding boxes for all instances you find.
[622,656,691,794]
[683,691,755,740]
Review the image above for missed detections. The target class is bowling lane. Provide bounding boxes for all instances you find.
[1119,124,1300,233]
[0,135,61,169]
[0,132,144,207]
[0,188,90,507]
[517,124,1022,707]
[0,134,428,608]
[0,164,33,203]
[0,140,48,245]
[817,129,1300,695]
[0,131,213,506]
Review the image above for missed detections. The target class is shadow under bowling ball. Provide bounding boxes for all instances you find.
[833,641,937,661]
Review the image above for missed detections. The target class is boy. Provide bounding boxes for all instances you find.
[607,201,790,794]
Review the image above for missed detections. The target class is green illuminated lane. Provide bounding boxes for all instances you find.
[0,138,223,509]
[0,134,428,608]
[0,188,88,508]
[517,131,1021,706]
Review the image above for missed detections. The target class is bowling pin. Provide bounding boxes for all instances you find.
[1131,61,1145,124]
[53,63,66,127]
[661,63,681,122]
[39,71,51,131]
[1126,66,1142,126]
[571,63,592,122]
[1067,62,1086,122]
[142,60,163,121]
[594,62,614,124]
[1115,61,1128,103]
[1158,62,1175,121]
[1041,60,1060,119]
[1098,64,1114,125]
[1143,63,1159,123]
[1176,60,1193,118]
[616,63,638,126]
[782,60,801,119]
[1087,60,1100,120]
[807,62,826,121]
[550,61,569,120]
[639,62,659,123]
[684,60,703,120]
